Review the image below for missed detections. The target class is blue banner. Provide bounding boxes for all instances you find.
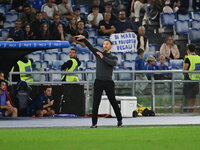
[0,41,70,49]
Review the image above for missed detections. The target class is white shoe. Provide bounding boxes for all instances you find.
[142,20,147,26]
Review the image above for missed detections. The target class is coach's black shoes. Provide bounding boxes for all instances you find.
[117,121,123,127]
[90,124,97,128]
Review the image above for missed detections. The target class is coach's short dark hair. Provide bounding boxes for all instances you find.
[137,48,144,55]
[104,39,112,45]
[43,85,52,91]
[187,44,196,52]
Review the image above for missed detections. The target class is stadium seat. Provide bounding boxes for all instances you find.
[144,51,155,61]
[124,52,137,61]
[5,13,18,22]
[122,60,135,70]
[28,0,45,11]
[47,69,62,82]
[191,20,200,30]
[177,13,191,21]
[41,61,49,69]
[52,60,64,69]
[46,48,60,53]
[1,29,9,38]
[174,20,189,35]
[43,52,58,65]
[27,53,42,61]
[188,28,200,43]
[0,5,6,15]
[76,44,90,53]
[32,61,41,71]
[117,67,132,80]
[3,21,15,28]
[112,52,124,65]
[59,52,70,61]
[62,47,71,53]
[192,11,200,21]
[85,29,97,37]
[86,60,96,69]
[77,52,90,61]
[96,36,109,46]
[170,59,183,69]
[94,45,103,50]
[160,13,176,27]
[149,44,158,53]
[79,60,86,70]
[85,68,95,81]
[88,37,96,45]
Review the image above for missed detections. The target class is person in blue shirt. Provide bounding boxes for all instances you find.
[145,55,159,80]
[0,79,18,117]
[35,86,55,117]
[135,48,148,94]
[7,19,24,41]
[157,55,170,80]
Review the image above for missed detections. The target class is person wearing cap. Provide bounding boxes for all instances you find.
[183,44,200,112]
[87,5,103,29]
[0,79,18,117]
[145,55,159,80]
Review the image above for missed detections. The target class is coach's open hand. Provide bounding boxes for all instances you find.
[75,35,85,40]
[96,52,103,59]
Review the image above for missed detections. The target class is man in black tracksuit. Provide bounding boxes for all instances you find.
[76,35,122,128]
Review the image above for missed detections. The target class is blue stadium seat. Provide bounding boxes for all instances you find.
[46,48,60,53]
[88,37,96,45]
[191,20,200,30]
[3,21,15,28]
[94,45,103,50]
[73,5,88,14]
[27,53,42,61]
[77,52,90,61]
[170,59,183,69]
[47,68,62,82]
[5,13,18,22]
[117,67,132,80]
[86,60,96,69]
[41,61,49,69]
[122,60,135,70]
[85,28,98,37]
[43,52,58,65]
[62,47,71,53]
[124,52,137,61]
[1,29,9,38]
[188,28,200,43]
[79,60,86,70]
[174,20,189,35]
[32,61,41,71]
[192,12,200,21]
[85,68,95,81]
[76,44,90,53]
[144,52,155,61]
[52,60,64,69]
[177,13,191,21]
[96,36,109,46]
[160,13,176,27]
[149,44,158,53]
[0,5,6,15]
[59,52,70,61]
[112,52,124,65]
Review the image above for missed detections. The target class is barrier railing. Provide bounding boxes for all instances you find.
[9,70,200,114]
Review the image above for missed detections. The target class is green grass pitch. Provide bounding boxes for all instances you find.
[0,126,200,150]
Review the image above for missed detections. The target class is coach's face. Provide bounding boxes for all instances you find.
[103,41,112,53]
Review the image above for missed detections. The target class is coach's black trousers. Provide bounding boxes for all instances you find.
[92,79,122,125]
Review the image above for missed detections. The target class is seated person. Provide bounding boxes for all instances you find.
[157,55,170,80]
[98,12,116,36]
[145,55,159,80]
[87,5,103,29]
[50,23,65,41]
[0,79,18,117]
[35,86,55,117]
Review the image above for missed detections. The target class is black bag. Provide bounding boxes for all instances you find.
[16,81,32,116]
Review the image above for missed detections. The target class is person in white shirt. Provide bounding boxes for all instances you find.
[87,5,103,29]
[41,0,59,20]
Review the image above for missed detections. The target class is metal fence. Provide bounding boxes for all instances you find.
[9,70,200,114]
